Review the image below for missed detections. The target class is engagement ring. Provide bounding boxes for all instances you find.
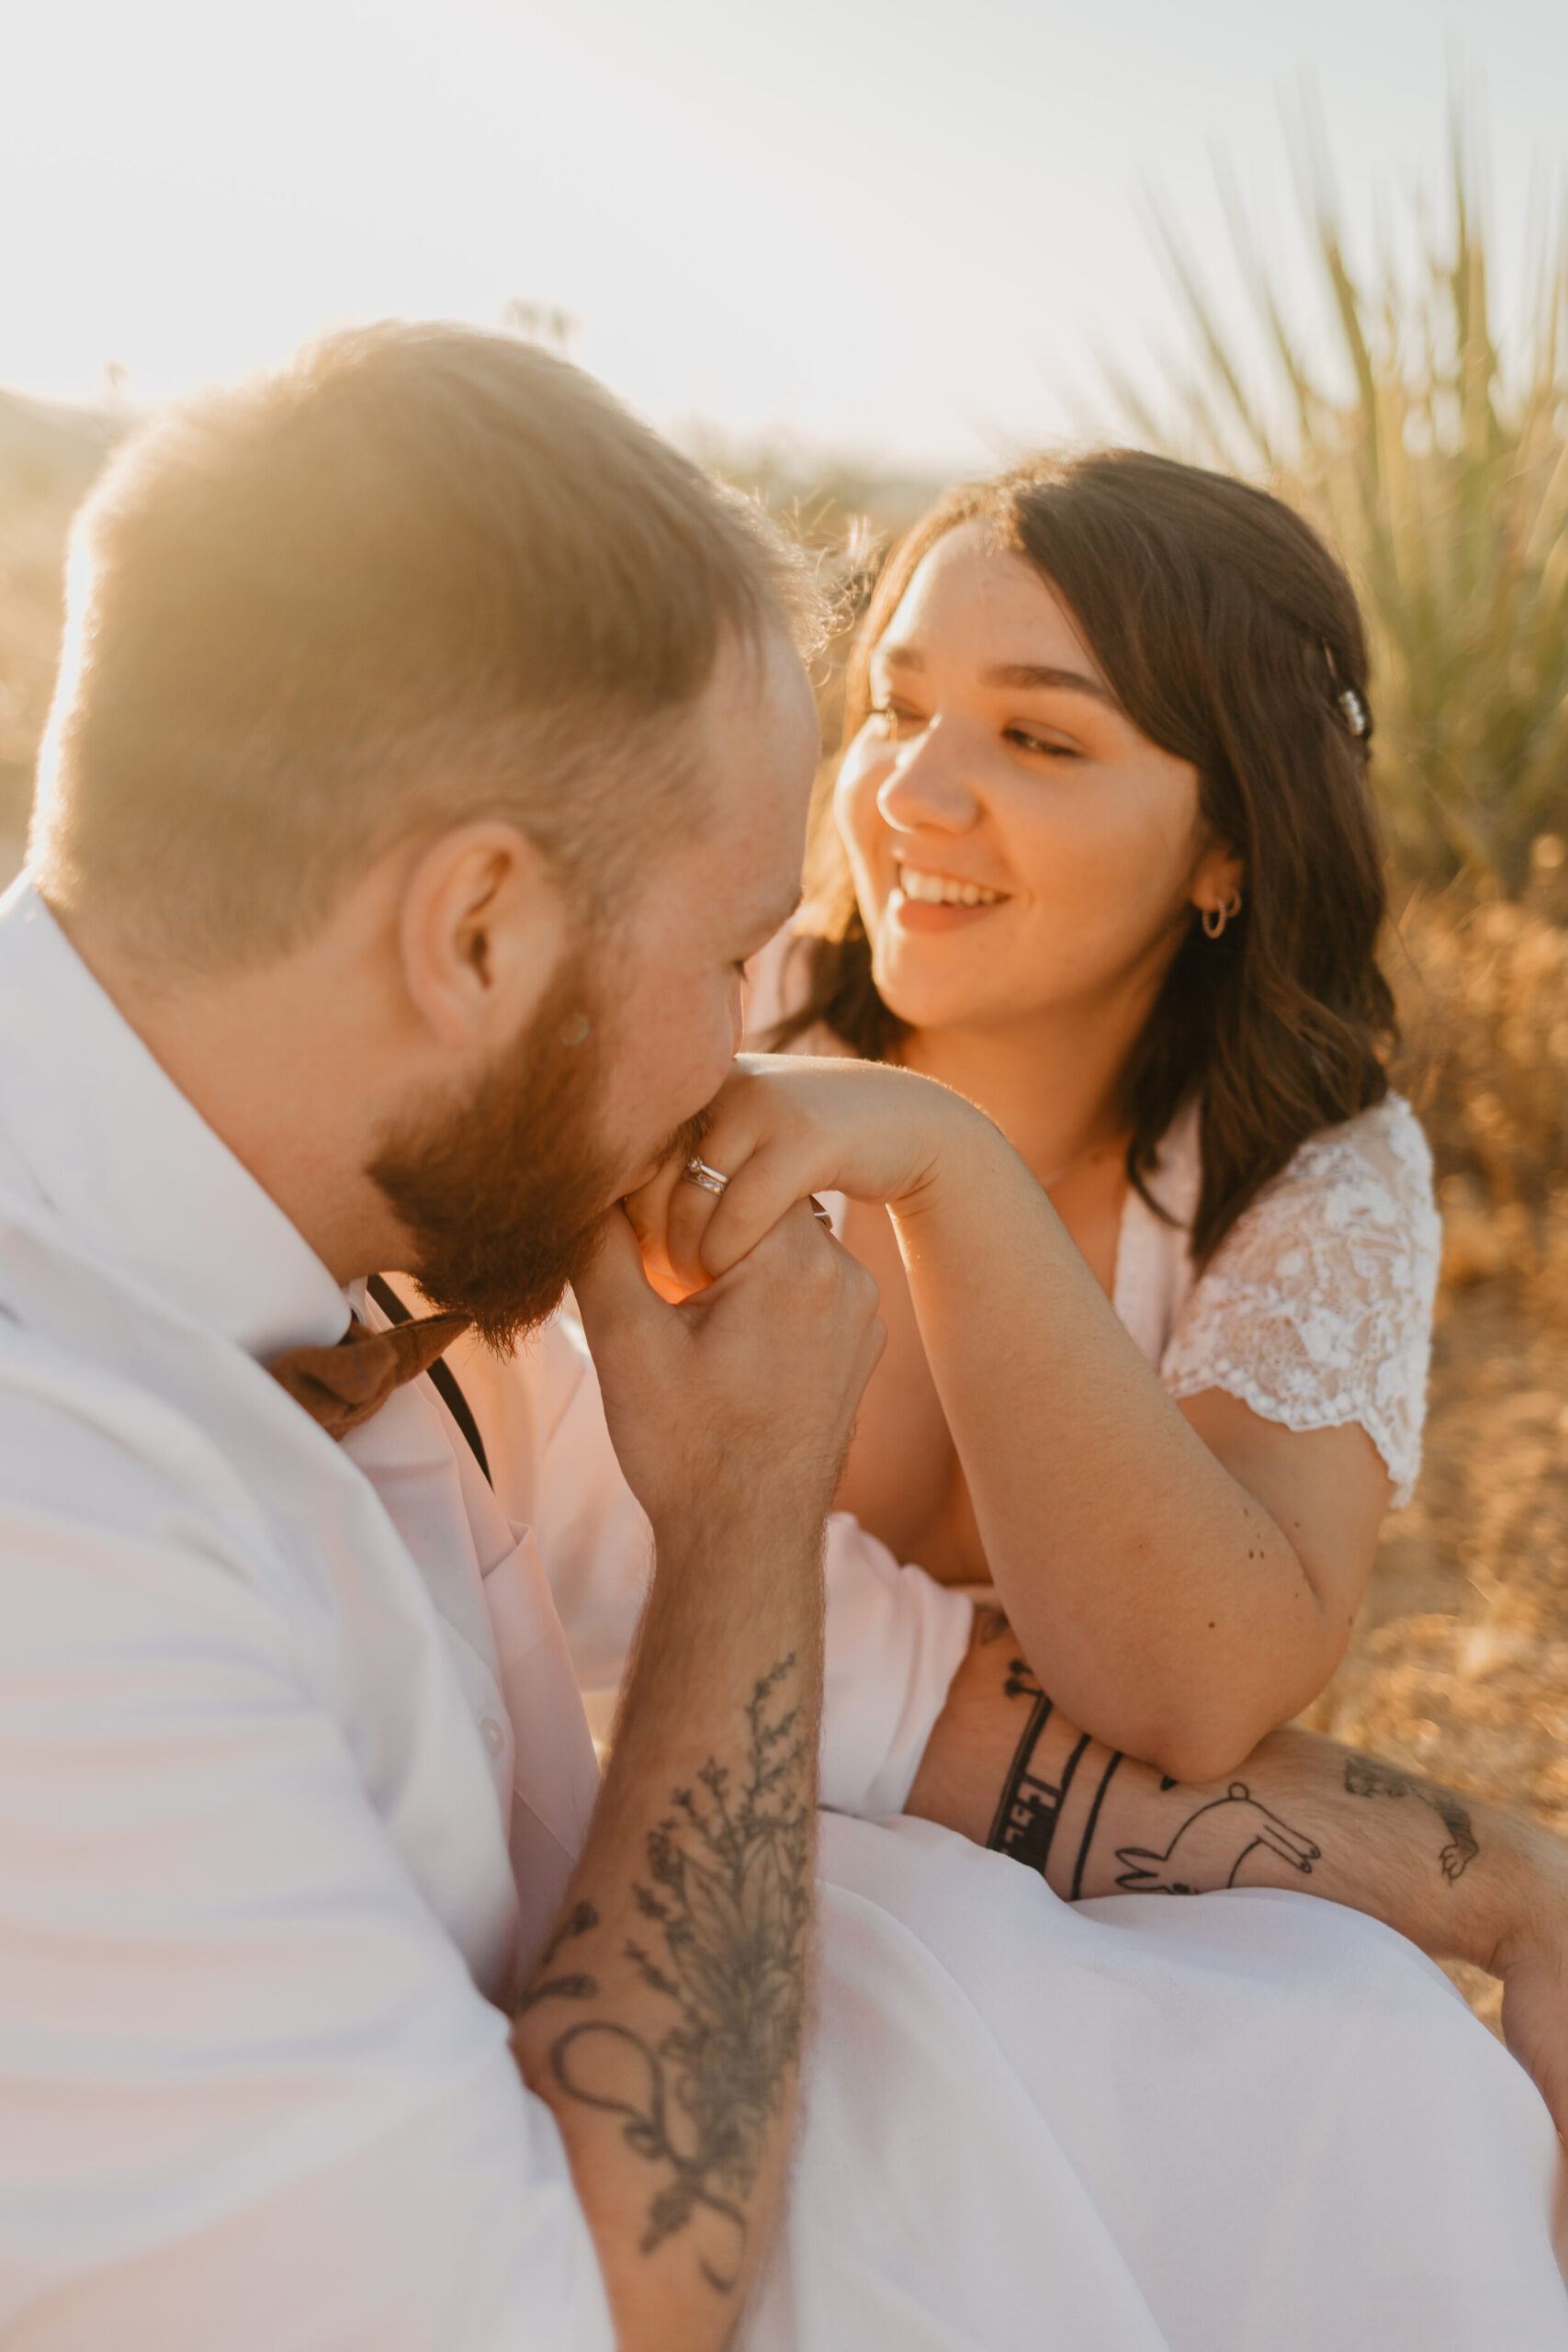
[682,1158,730,1196]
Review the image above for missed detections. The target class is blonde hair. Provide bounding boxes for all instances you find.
[33,322,814,969]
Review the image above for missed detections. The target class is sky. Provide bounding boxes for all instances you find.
[3,0,1567,470]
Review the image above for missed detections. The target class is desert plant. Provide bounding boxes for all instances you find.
[1103,112,1568,890]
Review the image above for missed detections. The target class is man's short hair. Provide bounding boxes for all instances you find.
[30,322,810,968]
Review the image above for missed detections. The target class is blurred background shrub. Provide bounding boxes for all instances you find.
[1106,119,1568,892]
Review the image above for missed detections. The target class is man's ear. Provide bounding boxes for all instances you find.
[398,820,571,1052]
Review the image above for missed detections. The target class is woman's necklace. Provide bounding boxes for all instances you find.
[1038,1130,1124,1194]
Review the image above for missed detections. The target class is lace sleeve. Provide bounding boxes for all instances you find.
[1160,1096,1441,1506]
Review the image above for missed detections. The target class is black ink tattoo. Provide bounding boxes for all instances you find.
[1343,1753,1479,1883]
[1069,1751,1124,1901]
[1115,1782,1320,1894]
[524,1657,811,2294]
[981,1662,1320,1906]
[986,1656,1092,1875]
[515,1898,600,2014]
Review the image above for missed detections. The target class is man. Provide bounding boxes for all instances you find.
[0,323,1562,2351]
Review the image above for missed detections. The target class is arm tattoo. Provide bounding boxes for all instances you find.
[516,1897,602,2012]
[984,1645,1320,1899]
[1344,1752,1479,1882]
[985,1655,1089,1874]
[1114,1785,1319,1892]
[520,1657,811,2295]
[1070,1751,1122,1901]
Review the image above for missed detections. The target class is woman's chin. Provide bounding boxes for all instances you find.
[872,952,1002,1037]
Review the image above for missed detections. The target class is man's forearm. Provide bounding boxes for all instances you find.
[906,1612,1549,1980]
[513,1517,823,2351]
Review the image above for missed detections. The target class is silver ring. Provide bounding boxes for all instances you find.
[682,1157,730,1197]
[808,1195,833,1229]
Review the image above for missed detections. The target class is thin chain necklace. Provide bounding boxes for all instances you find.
[1037,1131,1123,1194]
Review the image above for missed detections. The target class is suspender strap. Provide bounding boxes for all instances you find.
[366,1274,493,1488]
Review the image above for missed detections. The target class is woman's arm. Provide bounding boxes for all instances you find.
[874,1087,1357,1777]
[630,1057,1391,1781]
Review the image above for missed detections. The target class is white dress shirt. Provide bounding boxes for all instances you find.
[0,882,610,2347]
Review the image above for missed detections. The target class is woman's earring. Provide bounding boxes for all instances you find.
[1201,891,1243,940]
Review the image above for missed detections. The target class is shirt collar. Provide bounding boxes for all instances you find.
[0,877,350,1361]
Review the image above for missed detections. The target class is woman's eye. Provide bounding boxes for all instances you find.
[1005,725,1082,760]
[868,702,926,737]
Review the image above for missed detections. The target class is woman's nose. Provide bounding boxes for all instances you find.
[875,724,979,835]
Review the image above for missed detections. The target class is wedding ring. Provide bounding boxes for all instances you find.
[808,1195,833,1229]
[682,1157,730,1197]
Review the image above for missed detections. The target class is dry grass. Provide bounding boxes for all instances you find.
[1105,119,1568,889]
[1300,1276,1568,2030]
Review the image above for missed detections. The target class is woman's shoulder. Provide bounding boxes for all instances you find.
[1194,1091,1439,1303]
[1161,1091,1440,1505]
[1253,1091,1437,1235]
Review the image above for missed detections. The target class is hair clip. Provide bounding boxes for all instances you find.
[1337,684,1370,740]
[1321,639,1371,741]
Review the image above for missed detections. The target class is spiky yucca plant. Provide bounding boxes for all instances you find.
[1104,126,1568,889]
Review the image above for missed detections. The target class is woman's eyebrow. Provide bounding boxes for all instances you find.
[982,661,1114,704]
[874,644,1114,706]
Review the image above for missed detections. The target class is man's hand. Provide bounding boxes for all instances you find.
[909,1611,1568,2144]
[574,1194,885,1538]
[513,1198,883,2352]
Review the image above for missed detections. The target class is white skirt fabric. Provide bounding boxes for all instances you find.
[744,1815,1568,2351]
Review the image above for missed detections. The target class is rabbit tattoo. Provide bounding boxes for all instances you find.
[1115,1783,1321,1894]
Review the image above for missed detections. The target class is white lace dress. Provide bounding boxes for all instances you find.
[1116,1094,1440,1505]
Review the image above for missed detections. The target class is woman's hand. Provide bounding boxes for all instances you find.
[625,1054,984,1299]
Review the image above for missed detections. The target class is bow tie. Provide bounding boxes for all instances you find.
[268,1303,472,1442]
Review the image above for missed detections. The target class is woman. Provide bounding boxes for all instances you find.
[631,450,1439,1782]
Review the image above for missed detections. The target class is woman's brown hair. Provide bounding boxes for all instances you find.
[774,449,1395,1265]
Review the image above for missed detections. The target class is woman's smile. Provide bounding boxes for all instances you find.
[888,859,1012,933]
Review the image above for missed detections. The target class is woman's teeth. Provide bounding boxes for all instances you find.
[896,865,1005,909]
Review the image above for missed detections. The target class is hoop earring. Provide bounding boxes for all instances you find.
[1201,891,1243,940]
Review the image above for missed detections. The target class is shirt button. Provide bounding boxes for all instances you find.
[480,1716,504,1756]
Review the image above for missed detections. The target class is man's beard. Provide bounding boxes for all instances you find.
[367,954,626,1352]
